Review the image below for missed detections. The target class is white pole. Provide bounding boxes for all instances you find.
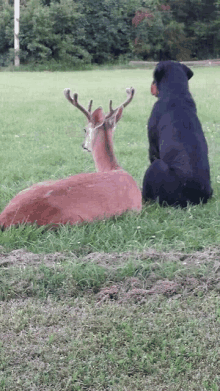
[14,0,20,67]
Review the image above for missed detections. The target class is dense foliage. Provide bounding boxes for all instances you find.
[0,0,220,67]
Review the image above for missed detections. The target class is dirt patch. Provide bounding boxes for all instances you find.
[96,279,182,305]
[95,274,220,305]
[83,246,220,269]
[1,246,220,302]
[0,248,71,268]
[1,246,220,269]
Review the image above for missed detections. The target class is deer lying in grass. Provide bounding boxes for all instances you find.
[0,88,142,228]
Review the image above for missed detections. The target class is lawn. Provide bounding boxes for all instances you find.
[0,67,220,390]
[1,67,220,253]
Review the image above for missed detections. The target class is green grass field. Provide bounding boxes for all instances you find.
[0,67,220,390]
[1,68,220,253]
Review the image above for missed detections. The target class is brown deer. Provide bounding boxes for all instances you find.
[0,88,142,228]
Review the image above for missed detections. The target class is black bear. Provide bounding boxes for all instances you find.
[142,61,213,207]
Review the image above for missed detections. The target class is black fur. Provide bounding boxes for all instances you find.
[142,61,212,207]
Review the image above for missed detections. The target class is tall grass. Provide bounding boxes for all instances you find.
[0,68,220,254]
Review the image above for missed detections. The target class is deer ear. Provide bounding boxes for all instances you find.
[91,107,105,126]
[104,107,123,130]
[115,106,124,123]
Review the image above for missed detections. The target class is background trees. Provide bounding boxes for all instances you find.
[0,0,219,67]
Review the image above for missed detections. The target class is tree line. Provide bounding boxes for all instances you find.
[0,0,220,67]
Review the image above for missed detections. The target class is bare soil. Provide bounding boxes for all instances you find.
[1,246,220,303]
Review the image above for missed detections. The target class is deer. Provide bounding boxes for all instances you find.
[0,87,142,229]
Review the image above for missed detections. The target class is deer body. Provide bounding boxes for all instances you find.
[0,88,142,228]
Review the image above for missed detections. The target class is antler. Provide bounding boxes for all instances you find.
[108,87,135,115]
[64,88,93,121]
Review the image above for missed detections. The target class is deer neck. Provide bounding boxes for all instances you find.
[92,124,120,172]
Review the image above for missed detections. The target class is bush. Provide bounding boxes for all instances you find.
[0,0,219,67]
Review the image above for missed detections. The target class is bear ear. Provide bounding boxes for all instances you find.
[181,64,194,80]
[154,63,166,85]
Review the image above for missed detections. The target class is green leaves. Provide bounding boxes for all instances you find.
[0,0,220,66]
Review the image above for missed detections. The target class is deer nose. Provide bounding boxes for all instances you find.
[82,142,90,152]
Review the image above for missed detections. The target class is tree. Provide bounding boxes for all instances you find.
[0,0,219,66]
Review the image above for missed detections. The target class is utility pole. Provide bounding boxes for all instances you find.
[14,0,20,67]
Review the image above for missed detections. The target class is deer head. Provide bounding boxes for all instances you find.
[64,87,135,153]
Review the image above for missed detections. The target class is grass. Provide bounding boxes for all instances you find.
[0,67,220,254]
[1,294,220,390]
[1,203,220,254]
[0,67,220,390]
[1,246,220,390]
